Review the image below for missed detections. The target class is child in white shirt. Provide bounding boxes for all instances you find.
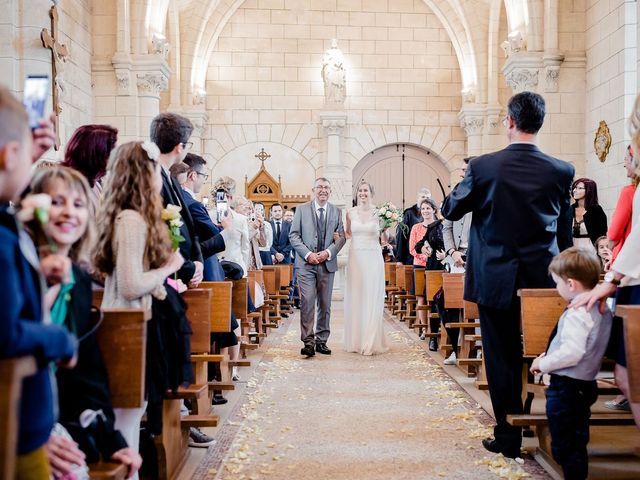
[530,247,613,480]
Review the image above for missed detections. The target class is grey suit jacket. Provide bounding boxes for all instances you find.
[289,201,346,273]
[442,212,472,254]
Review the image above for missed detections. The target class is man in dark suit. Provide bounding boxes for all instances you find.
[181,153,231,281]
[270,203,292,264]
[150,113,204,287]
[441,91,574,458]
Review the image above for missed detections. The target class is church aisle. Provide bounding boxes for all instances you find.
[192,303,550,480]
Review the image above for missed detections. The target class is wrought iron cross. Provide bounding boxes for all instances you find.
[41,5,68,150]
[255,148,271,168]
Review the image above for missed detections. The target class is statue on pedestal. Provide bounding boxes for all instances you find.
[321,39,346,106]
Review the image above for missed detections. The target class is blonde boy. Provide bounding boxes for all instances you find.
[530,247,612,480]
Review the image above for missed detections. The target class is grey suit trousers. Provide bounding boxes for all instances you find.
[297,262,335,346]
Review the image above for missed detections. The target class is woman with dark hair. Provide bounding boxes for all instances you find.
[62,124,118,209]
[571,177,608,252]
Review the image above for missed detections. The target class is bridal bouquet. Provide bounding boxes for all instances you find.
[162,204,185,250]
[376,201,407,234]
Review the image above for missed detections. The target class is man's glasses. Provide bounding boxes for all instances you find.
[501,115,509,128]
[196,171,209,180]
[314,186,331,191]
[181,141,194,151]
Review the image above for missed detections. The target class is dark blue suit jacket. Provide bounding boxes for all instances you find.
[182,189,226,281]
[441,143,574,310]
[161,170,203,283]
[270,219,292,261]
[0,207,77,454]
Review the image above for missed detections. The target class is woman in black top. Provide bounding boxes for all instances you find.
[571,178,608,251]
[29,167,141,478]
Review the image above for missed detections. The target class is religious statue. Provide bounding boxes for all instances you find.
[321,39,346,106]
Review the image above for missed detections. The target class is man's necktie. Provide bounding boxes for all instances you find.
[276,221,281,240]
[317,207,325,251]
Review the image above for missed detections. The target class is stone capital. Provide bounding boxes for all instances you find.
[320,112,347,136]
[502,52,542,93]
[457,105,486,136]
[542,53,564,93]
[136,72,168,98]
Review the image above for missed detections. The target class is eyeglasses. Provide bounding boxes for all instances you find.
[573,186,585,190]
[314,186,331,191]
[501,115,510,128]
[181,141,194,151]
[196,171,209,180]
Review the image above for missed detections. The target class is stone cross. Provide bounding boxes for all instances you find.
[41,5,68,150]
[255,148,271,168]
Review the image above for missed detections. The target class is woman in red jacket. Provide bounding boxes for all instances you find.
[608,145,637,262]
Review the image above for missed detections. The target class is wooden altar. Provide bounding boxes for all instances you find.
[245,149,310,215]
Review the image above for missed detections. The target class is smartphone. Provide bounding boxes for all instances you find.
[215,189,228,224]
[23,75,50,130]
[202,196,209,207]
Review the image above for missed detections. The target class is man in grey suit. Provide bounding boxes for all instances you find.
[289,177,346,357]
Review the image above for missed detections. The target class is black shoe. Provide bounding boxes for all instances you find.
[481,438,520,458]
[315,344,332,355]
[281,313,289,318]
[301,345,315,357]
[212,394,228,405]
[428,337,438,351]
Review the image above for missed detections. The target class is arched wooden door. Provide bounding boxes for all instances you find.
[352,144,450,209]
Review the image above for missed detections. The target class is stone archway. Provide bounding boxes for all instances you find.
[352,144,451,210]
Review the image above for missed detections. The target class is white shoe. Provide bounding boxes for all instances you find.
[476,349,482,359]
[232,366,240,381]
[444,352,457,365]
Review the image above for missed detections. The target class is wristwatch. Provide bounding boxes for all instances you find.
[603,271,621,286]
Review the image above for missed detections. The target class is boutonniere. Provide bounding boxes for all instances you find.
[162,204,185,250]
[17,193,58,253]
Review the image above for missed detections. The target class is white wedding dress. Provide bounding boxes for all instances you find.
[344,207,388,355]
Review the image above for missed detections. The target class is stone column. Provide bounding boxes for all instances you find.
[319,111,349,299]
[458,104,485,157]
[134,56,170,139]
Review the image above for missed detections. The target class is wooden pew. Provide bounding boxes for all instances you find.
[91,299,150,479]
[0,356,36,479]
[618,305,640,402]
[404,267,422,326]
[392,265,411,320]
[413,270,443,339]
[441,273,481,375]
[231,278,257,361]
[247,270,267,342]
[384,262,399,309]
[262,266,285,326]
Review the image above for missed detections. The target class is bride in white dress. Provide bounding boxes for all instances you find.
[344,182,388,355]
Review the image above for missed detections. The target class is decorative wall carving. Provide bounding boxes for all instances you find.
[594,121,612,163]
[136,73,168,97]
[322,118,346,136]
[460,116,484,136]
[504,68,539,93]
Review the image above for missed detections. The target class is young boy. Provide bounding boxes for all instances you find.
[0,85,78,478]
[530,247,613,480]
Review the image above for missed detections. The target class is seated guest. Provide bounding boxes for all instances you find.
[94,141,184,465]
[270,203,292,265]
[531,247,612,480]
[396,187,431,265]
[169,161,190,187]
[61,124,118,211]
[283,209,295,223]
[30,167,142,477]
[0,85,78,479]
[409,198,441,349]
[180,153,230,281]
[150,112,204,288]
[571,178,608,252]
[254,202,273,265]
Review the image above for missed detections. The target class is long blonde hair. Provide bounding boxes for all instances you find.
[628,95,640,179]
[93,142,172,274]
[30,166,95,267]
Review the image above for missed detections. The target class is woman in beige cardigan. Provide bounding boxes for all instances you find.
[94,141,183,471]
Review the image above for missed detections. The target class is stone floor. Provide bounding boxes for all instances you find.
[181,302,551,480]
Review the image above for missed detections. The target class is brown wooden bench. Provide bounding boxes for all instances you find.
[618,305,640,402]
[413,270,443,339]
[0,356,36,479]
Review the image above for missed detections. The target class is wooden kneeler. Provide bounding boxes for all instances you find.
[0,356,36,479]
